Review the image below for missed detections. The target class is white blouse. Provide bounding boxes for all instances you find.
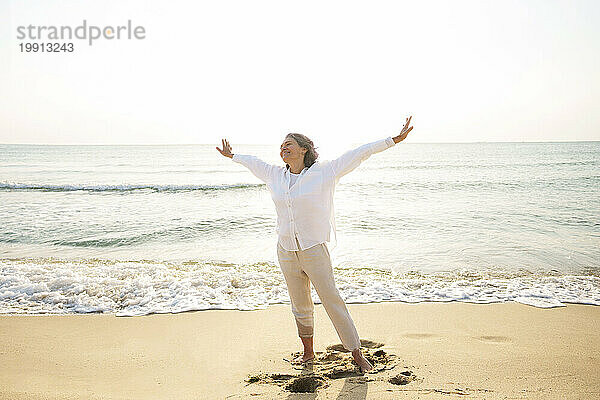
[232,136,396,251]
[288,171,302,189]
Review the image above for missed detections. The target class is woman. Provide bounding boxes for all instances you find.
[216,116,414,373]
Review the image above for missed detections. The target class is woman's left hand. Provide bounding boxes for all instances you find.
[393,116,413,144]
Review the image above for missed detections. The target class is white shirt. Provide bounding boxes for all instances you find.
[232,136,396,251]
[288,171,302,189]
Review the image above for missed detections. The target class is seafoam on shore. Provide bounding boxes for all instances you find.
[1,258,598,316]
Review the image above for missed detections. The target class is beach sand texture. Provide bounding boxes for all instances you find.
[1,302,599,399]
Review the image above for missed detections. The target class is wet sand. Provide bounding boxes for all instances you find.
[1,302,599,399]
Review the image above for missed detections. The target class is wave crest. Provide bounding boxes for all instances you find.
[0,182,264,193]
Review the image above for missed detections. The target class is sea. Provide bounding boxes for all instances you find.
[1,141,598,316]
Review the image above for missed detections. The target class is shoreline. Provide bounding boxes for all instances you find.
[1,298,599,317]
[1,302,599,399]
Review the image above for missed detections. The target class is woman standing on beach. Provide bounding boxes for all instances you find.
[216,116,414,373]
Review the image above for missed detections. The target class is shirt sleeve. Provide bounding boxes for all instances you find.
[231,154,277,183]
[328,136,396,181]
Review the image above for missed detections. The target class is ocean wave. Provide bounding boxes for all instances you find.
[46,217,274,247]
[342,176,600,191]
[0,258,598,316]
[0,182,264,193]
[378,160,600,170]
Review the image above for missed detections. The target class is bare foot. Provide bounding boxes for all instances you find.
[292,352,315,364]
[352,349,373,373]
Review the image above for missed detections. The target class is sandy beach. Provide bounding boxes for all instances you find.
[1,302,599,399]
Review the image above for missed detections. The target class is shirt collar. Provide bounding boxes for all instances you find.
[286,165,308,175]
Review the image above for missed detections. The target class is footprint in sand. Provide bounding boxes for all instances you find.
[389,370,416,385]
[476,335,511,343]
[286,375,329,393]
[403,332,438,339]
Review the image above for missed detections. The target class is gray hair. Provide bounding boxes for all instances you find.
[285,133,319,169]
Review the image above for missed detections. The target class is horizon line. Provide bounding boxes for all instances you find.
[1,140,599,146]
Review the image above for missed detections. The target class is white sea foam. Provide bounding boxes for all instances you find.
[1,258,598,316]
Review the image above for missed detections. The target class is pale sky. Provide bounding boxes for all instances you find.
[1,0,599,146]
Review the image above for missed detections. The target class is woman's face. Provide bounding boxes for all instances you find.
[280,136,307,164]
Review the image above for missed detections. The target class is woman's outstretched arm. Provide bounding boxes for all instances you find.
[329,116,414,181]
[216,138,277,183]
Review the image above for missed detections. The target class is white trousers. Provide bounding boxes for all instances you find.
[276,236,361,352]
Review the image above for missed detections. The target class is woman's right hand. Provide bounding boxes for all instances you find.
[216,138,234,158]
